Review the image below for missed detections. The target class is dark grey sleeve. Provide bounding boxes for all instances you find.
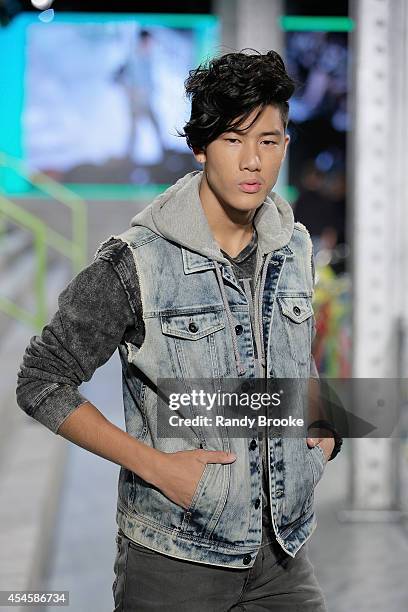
[15,240,140,434]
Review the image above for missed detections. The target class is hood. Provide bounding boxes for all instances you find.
[130,170,294,263]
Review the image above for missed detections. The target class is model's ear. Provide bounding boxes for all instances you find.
[193,147,206,165]
[282,134,290,163]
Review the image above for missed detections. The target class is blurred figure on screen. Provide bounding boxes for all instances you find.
[114,29,163,163]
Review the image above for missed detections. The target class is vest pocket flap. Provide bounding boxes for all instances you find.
[160,311,225,340]
[277,296,313,324]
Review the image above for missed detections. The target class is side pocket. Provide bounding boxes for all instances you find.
[179,462,228,539]
[187,463,212,512]
[179,462,211,530]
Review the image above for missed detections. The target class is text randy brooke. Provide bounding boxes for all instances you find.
[167,415,304,428]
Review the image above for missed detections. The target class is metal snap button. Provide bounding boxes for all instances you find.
[243,554,251,565]
[293,306,301,316]
[235,324,243,335]
[188,322,198,333]
[249,439,257,451]
[254,498,261,509]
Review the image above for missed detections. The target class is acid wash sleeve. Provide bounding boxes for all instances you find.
[15,238,141,435]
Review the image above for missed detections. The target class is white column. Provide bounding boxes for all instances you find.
[214,0,284,54]
[348,0,408,514]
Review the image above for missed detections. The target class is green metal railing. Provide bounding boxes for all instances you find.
[0,153,87,330]
[0,195,47,329]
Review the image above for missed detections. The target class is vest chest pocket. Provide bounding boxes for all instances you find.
[160,310,227,378]
[161,310,225,340]
[275,296,314,366]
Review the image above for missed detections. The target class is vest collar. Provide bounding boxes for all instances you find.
[181,244,293,275]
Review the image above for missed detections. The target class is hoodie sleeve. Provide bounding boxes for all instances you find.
[15,239,142,434]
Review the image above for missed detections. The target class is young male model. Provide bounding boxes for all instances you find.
[17,50,342,611]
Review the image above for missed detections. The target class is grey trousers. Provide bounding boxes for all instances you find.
[112,524,327,612]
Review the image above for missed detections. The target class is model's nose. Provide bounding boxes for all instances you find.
[240,146,261,172]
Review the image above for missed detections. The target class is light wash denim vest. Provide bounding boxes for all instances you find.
[99,173,326,568]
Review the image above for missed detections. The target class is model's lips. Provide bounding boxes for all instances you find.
[238,182,262,193]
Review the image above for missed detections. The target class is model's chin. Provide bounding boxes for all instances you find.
[226,199,265,214]
[236,192,267,209]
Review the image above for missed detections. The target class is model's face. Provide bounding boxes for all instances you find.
[194,105,290,213]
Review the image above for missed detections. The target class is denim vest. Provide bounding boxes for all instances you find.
[107,220,326,569]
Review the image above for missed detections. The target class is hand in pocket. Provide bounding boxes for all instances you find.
[151,449,236,510]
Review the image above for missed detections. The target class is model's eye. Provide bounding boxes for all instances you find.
[225,138,240,144]
[262,140,278,146]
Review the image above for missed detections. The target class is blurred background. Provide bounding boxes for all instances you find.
[0,0,407,610]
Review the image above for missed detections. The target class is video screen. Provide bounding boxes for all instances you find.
[286,30,348,130]
[285,31,349,193]
[21,17,217,187]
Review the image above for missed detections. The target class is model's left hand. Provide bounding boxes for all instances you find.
[306,433,335,462]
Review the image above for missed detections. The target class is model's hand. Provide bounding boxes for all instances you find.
[307,433,335,462]
[150,449,236,510]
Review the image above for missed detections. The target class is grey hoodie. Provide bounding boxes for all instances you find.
[130,170,294,267]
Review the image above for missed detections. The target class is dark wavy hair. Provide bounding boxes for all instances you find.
[179,49,296,152]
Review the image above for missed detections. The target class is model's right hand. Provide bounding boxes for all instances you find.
[150,449,237,510]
